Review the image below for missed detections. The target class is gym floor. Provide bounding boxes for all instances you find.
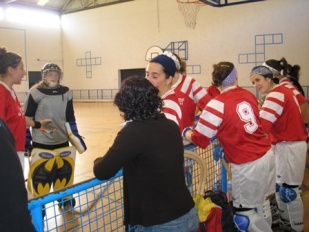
[65,102,309,231]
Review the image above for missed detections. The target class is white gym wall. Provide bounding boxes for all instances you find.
[1,0,308,91]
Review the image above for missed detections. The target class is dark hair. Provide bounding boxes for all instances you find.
[287,64,305,96]
[265,57,288,76]
[173,53,187,75]
[287,64,301,81]
[0,47,22,75]
[250,65,279,84]
[114,76,163,121]
[212,61,234,87]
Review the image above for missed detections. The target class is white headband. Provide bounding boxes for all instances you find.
[262,62,280,75]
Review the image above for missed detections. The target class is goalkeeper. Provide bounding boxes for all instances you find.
[23,63,86,215]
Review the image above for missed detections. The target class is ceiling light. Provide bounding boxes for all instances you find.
[37,0,49,6]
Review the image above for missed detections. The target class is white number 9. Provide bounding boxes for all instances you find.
[236,101,258,134]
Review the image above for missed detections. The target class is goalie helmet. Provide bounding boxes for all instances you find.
[41,63,63,88]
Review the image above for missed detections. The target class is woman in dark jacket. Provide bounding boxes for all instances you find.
[93,76,198,232]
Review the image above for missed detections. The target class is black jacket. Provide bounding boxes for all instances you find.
[0,118,36,232]
[93,114,194,226]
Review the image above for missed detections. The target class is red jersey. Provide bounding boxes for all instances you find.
[173,75,212,128]
[259,85,307,144]
[161,89,184,132]
[197,85,220,111]
[279,77,307,105]
[191,86,271,164]
[0,83,26,152]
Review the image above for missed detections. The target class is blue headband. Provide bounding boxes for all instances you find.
[150,54,177,77]
[222,67,238,86]
[250,66,274,80]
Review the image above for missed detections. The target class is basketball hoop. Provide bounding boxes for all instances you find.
[177,0,206,29]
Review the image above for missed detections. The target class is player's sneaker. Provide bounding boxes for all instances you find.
[279,218,295,232]
[270,203,280,230]
[271,204,280,223]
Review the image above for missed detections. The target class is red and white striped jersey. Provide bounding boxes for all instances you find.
[161,89,184,132]
[259,85,307,144]
[279,77,307,105]
[191,86,271,164]
[197,85,220,111]
[173,75,212,128]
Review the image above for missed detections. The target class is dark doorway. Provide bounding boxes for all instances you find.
[119,68,146,88]
[28,71,41,89]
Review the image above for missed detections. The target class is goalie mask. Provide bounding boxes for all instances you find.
[41,63,63,88]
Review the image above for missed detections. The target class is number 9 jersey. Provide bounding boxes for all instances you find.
[191,85,271,164]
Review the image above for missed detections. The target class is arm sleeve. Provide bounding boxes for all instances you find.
[24,94,38,118]
[66,98,76,122]
[93,125,140,180]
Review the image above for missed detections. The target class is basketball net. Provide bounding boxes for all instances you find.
[177,1,205,29]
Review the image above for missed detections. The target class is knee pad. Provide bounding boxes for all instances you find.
[234,214,249,232]
[279,185,297,203]
[234,209,272,232]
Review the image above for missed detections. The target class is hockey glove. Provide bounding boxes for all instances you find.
[65,121,87,154]
[33,119,58,133]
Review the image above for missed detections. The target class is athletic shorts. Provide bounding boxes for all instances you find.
[232,148,275,209]
[273,141,307,185]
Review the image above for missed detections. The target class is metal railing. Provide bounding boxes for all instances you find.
[28,140,227,231]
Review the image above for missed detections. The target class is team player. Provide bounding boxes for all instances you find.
[263,58,308,126]
[250,65,307,232]
[171,53,213,126]
[146,51,212,133]
[183,61,275,232]
[24,63,87,215]
[0,47,52,173]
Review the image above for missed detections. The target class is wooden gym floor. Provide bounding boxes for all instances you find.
[61,102,309,231]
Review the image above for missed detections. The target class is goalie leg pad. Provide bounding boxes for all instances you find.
[53,146,76,191]
[65,122,87,154]
[27,148,57,197]
[280,186,304,232]
[234,209,272,232]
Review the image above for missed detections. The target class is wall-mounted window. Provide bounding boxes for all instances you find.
[2,6,60,28]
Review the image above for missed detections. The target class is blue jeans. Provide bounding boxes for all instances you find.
[134,207,199,232]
